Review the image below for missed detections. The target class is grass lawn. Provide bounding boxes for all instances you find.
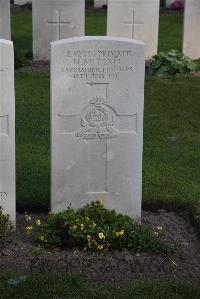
[0,273,200,299]
[158,13,183,52]
[16,73,50,211]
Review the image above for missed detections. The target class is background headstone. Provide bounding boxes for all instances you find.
[51,36,145,221]
[183,0,200,59]
[94,0,107,8]
[32,0,85,60]
[0,0,11,40]
[0,39,16,223]
[107,0,160,59]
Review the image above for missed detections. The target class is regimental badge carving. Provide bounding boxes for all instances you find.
[75,96,119,140]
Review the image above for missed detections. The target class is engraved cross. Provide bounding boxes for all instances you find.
[58,83,137,195]
[47,10,73,40]
[122,11,143,39]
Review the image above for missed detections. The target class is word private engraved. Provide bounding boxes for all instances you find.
[75,96,119,140]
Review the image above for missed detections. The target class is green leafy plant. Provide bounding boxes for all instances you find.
[28,200,175,254]
[149,49,198,77]
[0,207,13,245]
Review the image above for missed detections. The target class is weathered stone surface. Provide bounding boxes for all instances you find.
[94,0,107,8]
[0,0,11,40]
[51,36,145,221]
[32,0,85,60]
[0,39,15,223]
[183,0,200,59]
[107,0,160,59]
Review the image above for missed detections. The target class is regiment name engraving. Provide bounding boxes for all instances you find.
[62,49,136,79]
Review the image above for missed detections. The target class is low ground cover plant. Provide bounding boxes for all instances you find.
[149,49,198,77]
[0,207,13,246]
[26,200,175,254]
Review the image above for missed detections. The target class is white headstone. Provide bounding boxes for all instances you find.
[94,0,107,8]
[51,36,145,221]
[107,0,160,59]
[0,0,11,40]
[0,39,16,223]
[14,0,32,5]
[183,0,200,59]
[32,0,85,60]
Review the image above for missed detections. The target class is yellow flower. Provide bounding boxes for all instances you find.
[96,198,105,206]
[154,231,159,237]
[115,230,125,237]
[35,219,41,226]
[98,232,105,240]
[26,226,33,234]
[97,244,104,250]
[156,226,163,231]
[80,224,84,230]
[71,225,77,230]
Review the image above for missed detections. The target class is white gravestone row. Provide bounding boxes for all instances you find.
[183,0,200,60]
[107,0,160,59]
[31,0,199,61]
[0,0,199,61]
[51,36,145,221]
[32,0,85,60]
[0,39,16,223]
[0,0,11,40]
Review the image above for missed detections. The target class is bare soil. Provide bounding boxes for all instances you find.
[0,210,199,285]
[16,61,50,73]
